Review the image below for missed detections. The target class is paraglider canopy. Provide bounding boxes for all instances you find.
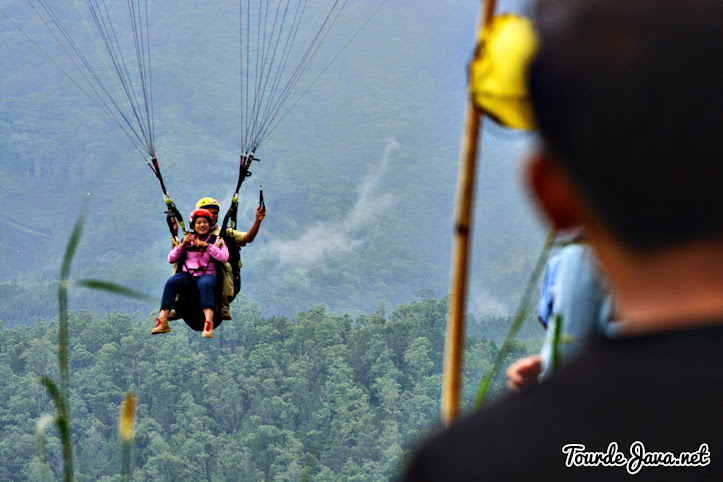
[237,0,349,156]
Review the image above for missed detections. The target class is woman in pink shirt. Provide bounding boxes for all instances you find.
[152,208,229,338]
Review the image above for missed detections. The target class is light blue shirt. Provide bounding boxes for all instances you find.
[538,244,606,380]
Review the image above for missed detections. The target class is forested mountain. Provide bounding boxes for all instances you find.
[0,298,532,480]
[0,0,545,326]
[0,1,549,479]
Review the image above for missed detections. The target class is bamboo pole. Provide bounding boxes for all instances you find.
[441,0,497,426]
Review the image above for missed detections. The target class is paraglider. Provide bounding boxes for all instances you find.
[16,0,363,334]
[154,208,229,338]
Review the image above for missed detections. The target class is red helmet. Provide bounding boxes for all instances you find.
[190,208,213,230]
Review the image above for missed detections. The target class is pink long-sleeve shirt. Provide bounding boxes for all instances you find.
[168,235,229,276]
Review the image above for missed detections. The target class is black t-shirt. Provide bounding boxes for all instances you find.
[404,324,723,481]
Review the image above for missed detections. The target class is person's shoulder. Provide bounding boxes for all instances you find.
[405,384,566,480]
[405,328,723,480]
[406,343,721,480]
[226,228,247,244]
[556,241,595,265]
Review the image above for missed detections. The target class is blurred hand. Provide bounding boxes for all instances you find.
[171,217,178,236]
[506,354,542,392]
[181,233,194,248]
[256,206,266,221]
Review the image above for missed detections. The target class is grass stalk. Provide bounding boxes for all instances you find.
[58,211,85,403]
[475,229,555,409]
[40,376,74,481]
[36,414,55,482]
[551,313,563,373]
[42,207,146,480]
[120,392,137,481]
[76,279,155,302]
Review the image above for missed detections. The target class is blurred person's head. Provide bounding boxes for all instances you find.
[527,0,723,252]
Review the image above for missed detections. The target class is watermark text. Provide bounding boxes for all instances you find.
[561,441,710,475]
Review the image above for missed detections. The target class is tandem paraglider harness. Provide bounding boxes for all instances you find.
[163,155,261,331]
[170,234,228,331]
[218,154,262,299]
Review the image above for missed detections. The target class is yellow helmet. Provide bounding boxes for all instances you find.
[196,197,219,210]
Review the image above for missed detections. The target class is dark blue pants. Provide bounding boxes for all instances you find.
[160,272,217,311]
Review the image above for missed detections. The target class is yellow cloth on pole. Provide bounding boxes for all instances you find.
[470,14,538,130]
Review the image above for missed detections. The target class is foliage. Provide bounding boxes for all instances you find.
[0,298,534,481]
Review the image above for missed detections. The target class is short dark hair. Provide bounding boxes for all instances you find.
[529,0,723,251]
